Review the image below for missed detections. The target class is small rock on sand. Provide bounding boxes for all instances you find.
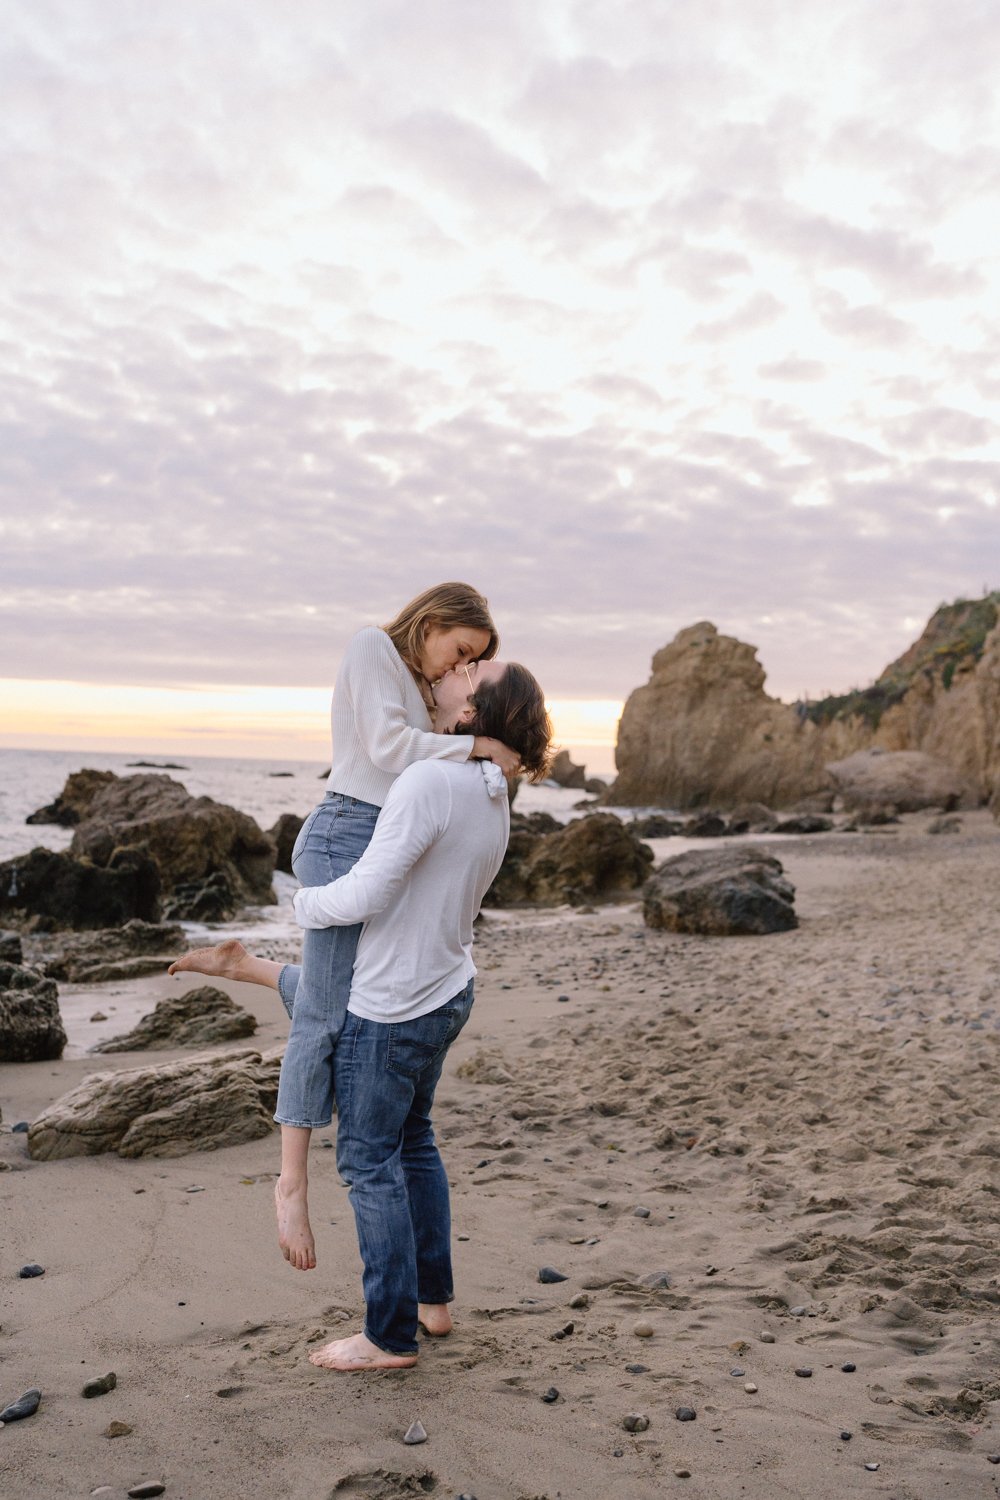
[675,1406,697,1422]
[83,1372,117,1398]
[622,1413,649,1432]
[538,1266,568,1284]
[104,1421,133,1438]
[127,1486,166,1499]
[403,1419,427,1445]
[18,1263,45,1278]
[632,1319,654,1338]
[0,1388,41,1423]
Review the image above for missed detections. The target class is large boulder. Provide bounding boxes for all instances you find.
[546,750,606,797]
[825,749,976,813]
[26,769,117,826]
[268,813,305,875]
[485,813,653,907]
[0,962,67,1062]
[548,749,588,790]
[65,773,275,906]
[643,846,797,936]
[27,1047,282,1160]
[23,919,185,983]
[0,847,162,932]
[92,986,256,1052]
[608,623,833,809]
[608,598,1000,811]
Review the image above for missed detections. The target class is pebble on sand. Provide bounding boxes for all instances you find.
[538,1266,568,1284]
[403,1420,427,1445]
[674,1469,692,1479]
[632,1320,655,1338]
[622,1413,650,1432]
[864,1463,880,1472]
[127,1485,166,1499]
[987,1454,1000,1464]
[11,1122,29,1132]
[840,1432,852,1441]
[625,1364,649,1374]
[0,1389,41,1424]
[542,1387,560,1404]
[18,1264,45,1278]
[759,1331,775,1343]
[675,1407,697,1422]
[568,1293,589,1309]
[104,1421,133,1438]
[841,1362,857,1373]
[744,1382,758,1394]
[633,1206,651,1218]
[83,1373,117,1398]
[795,1367,813,1378]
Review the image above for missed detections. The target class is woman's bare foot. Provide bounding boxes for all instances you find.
[308,1331,417,1372]
[274,1179,316,1270]
[417,1302,452,1337]
[168,939,252,981]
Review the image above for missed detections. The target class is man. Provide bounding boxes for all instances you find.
[169,659,552,1371]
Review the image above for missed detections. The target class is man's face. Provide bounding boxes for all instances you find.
[432,659,506,733]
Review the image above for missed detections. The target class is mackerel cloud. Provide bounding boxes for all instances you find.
[2,0,998,704]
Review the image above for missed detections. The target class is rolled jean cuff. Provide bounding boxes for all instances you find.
[277,964,297,1019]
[364,1322,418,1358]
[273,1114,332,1129]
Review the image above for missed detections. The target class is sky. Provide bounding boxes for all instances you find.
[2,0,999,769]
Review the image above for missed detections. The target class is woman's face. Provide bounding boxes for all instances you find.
[418,624,491,683]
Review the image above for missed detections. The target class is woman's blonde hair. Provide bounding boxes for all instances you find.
[384,582,499,676]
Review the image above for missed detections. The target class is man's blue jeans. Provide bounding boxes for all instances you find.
[334,980,475,1355]
[274,791,380,1127]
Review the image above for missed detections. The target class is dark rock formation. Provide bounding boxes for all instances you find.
[64,772,275,905]
[628,814,682,838]
[0,931,24,963]
[0,847,162,931]
[773,814,834,834]
[28,1047,282,1159]
[485,814,653,907]
[92,986,256,1052]
[161,871,240,922]
[0,962,67,1062]
[549,749,588,790]
[268,813,305,875]
[24,920,184,983]
[509,811,562,836]
[643,846,797,936]
[682,812,728,838]
[26,769,117,826]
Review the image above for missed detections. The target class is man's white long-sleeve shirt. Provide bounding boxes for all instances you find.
[293,758,510,1023]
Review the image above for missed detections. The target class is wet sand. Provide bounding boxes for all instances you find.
[3,811,1000,1498]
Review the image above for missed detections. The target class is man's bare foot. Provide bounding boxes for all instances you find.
[308,1331,417,1372]
[417,1302,452,1337]
[167,939,251,981]
[274,1179,316,1270]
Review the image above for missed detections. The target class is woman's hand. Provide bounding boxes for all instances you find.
[472,737,521,777]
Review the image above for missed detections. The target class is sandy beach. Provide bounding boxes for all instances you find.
[4,811,1000,1499]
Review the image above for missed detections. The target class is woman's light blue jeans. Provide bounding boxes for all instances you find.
[335,980,475,1355]
[274,791,380,1128]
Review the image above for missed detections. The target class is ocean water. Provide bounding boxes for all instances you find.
[0,747,605,866]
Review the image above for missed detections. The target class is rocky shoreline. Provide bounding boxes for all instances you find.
[2,812,999,1497]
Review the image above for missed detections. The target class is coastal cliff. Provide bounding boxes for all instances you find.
[607,595,1000,810]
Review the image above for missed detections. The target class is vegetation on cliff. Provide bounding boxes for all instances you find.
[801,591,1000,729]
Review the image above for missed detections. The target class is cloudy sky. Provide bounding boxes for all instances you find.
[2,0,998,764]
